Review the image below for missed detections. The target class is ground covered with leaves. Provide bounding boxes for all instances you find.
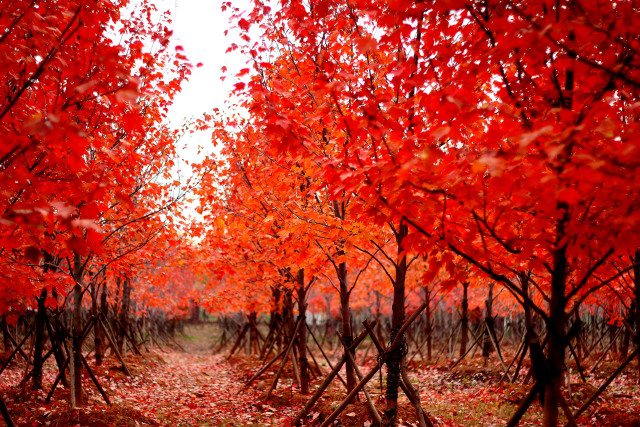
[1,324,640,426]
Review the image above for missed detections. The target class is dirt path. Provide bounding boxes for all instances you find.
[1,323,295,426]
[110,324,294,426]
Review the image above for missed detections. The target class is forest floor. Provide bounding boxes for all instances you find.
[1,322,640,426]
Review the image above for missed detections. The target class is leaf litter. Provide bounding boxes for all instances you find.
[2,324,640,426]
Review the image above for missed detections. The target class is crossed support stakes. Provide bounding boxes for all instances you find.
[0,310,138,427]
[290,301,435,427]
[505,340,640,427]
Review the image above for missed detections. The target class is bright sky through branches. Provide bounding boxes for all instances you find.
[159,0,250,163]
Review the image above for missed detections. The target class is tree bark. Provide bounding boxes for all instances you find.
[118,277,131,356]
[383,221,409,426]
[460,281,469,358]
[70,251,85,408]
[542,215,569,427]
[297,268,309,394]
[483,283,495,364]
[333,200,356,393]
[424,285,432,362]
[32,289,47,390]
[93,279,104,366]
[633,250,640,375]
[1,316,11,351]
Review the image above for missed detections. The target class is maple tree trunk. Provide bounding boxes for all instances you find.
[248,312,258,354]
[424,286,432,362]
[383,222,408,427]
[273,288,283,352]
[332,200,356,393]
[70,251,85,408]
[338,259,356,393]
[297,268,309,394]
[261,288,283,359]
[483,283,494,364]
[542,224,568,427]
[191,300,200,323]
[459,281,469,358]
[634,250,640,375]
[101,284,108,330]
[118,277,131,356]
[32,289,47,390]
[609,323,618,358]
[1,316,10,351]
[620,306,631,361]
[94,280,104,366]
[45,301,69,389]
[284,289,296,353]
[71,287,83,407]
[114,277,121,321]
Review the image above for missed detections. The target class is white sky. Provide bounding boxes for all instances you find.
[168,0,248,121]
[158,0,252,169]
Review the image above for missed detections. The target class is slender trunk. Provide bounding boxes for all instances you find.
[118,277,131,356]
[246,315,253,355]
[383,222,408,426]
[191,300,200,323]
[375,292,383,349]
[542,216,568,427]
[70,252,85,407]
[91,279,103,366]
[609,323,619,358]
[272,288,283,352]
[620,306,631,360]
[483,283,495,364]
[424,286,432,362]
[460,282,469,358]
[31,289,47,390]
[1,316,10,351]
[633,250,640,375]
[333,200,356,392]
[284,289,295,345]
[338,259,356,392]
[250,312,259,354]
[297,269,309,394]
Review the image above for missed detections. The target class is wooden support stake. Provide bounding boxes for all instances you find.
[306,323,348,390]
[567,341,588,384]
[260,318,285,361]
[450,330,483,370]
[319,303,429,427]
[98,316,132,377]
[485,320,510,378]
[0,322,28,361]
[44,312,69,388]
[499,332,527,384]
[45,357,70,403]
[400,359,430,427]
[338,332,382,426]
[241,347,288,390]
[569,345,640,424]
[0,324,34,376]
[227,324,249,358]
[363,320,433,427]
[113,319,141,355]
[0,393,15,427]
[80,355,111,406]
[506,382,542,427]
[264,316,302,401]
[292,324,374,426]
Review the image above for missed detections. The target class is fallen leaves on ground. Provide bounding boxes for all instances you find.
[2,324,640,426]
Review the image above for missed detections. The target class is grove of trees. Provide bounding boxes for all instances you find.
[2,1,640,427]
